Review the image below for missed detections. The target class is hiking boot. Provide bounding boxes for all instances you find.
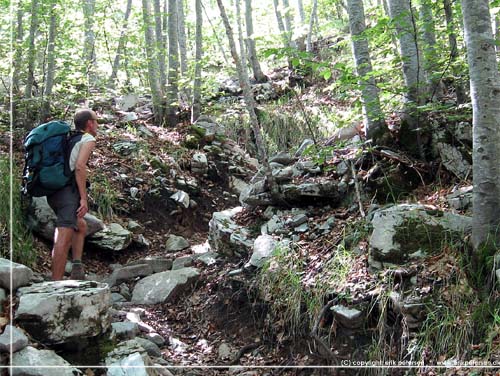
[70,263,86,280]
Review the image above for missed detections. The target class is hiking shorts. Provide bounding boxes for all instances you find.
[47,185,80,229]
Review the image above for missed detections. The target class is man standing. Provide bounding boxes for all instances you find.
[47,109,98,280]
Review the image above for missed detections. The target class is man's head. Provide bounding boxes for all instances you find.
[74,109,99,136]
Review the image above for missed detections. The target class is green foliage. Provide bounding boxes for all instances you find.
[89,174,117,221]
[0,157,36,267]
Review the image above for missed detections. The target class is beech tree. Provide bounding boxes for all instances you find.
[191,0,203,122]
[41,0,58,121]
[153,0,167,88]
[245,0,267,82]
[109,0,133,86]
[25,0,39,99]
[166,0,179,127]
[461,0,500,280]
[82,0,97,86]
[346,0,385,140]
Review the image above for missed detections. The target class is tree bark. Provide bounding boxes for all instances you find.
[443,0,465,103]
[109,0,133,86]
[273,0,291,49]
[245,0,267,82]
[236,0,248,72]
[417,0,437,89]
[346,0,386,141]
[282,0,295,48]
[12,0,24,95]
[82,0,97,87]
[25,0,39,99]
[41,0,58,121]
[153,0,167,88]
[166,0,179,127]
[142,0,164,124]
[297,0,305,23]
[191,0,203,123]
[461,0,500,259]
[177,0,188,76]
[306,0,317,52]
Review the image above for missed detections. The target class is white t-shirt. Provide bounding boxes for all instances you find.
[69,133,96,171]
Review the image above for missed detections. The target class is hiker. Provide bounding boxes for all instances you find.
[47,109,98,280]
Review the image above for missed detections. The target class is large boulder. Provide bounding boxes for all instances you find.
[0,258,33,291]
[369,204,472,269]
[131,267,200,305]
[26,197,104,241]
[11,346,81,375]
[87,223,132,251]
[15,280,111,344]
[248,235,278,268]
[208,207,253,257]
[0,325,29,353]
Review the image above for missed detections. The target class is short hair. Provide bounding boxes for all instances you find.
[74,109,98,131]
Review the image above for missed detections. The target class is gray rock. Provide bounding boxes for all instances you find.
[106,351,158,376]
[319,217,336,232]
[106,264,154,287]
[269,152,294,165]
[133,337,162,358]
[229,176,250,196]
[192,153,208,175]
[165,235,190,252]
[261,215,286,235]
[287,214,308,228]
[87,223,132,251]
[0,258,33,291]
[131,268,200,304]
[436,143,471,179]
[272,166,294,182]
[331,305,364,329]
[16,281,111,344]
[294,139,314,157]
[145,332,166,347]
[127,220,143,233]
[248,235,277,268]
[111,293,127,303]
[128,257,173,273]
[113,141,138,156]
[447,185,473,211]
[170,190,190,209]
[218,342,233,360]
[281,181,340,202]
[208,207,253,257]
[195,252,219,266]
[11,346,80,375]
[0,288,5,313]
[112,322,140,340]
[453,121,472,142]
[116,94,139,111]
[369,204,472,268]
[0,325,28,353]
[172,256,194,270]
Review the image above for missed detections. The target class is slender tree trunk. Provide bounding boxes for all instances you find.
[109,0,133,86]
[142,0,164,124]
[177,0,188,76]
[282,0,295,48]
[346,0,386,141]
[461,0,500,265]
[245,0,267,82]
[82,0,97,87]
[297,0,305,23]
[201,1,229,65]
[166,0,179,127]
[41,0,58,121]
[236,0,248,72]
[153,0,167,88]
[25,0,39,99]
[12,1,24,95]
[443,0,465,103]
[417,0,439,96]
[273,0,290,48]
[191,0,203,123]
[306,0,317,52]
[216,0,270,167]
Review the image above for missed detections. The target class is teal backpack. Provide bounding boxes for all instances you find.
[22,120,83,197]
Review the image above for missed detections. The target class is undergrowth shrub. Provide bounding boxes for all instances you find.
[0,157,36,266]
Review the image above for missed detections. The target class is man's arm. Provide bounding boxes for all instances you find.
[74,141,96,218]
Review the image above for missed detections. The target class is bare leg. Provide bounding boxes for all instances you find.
[71,218,87,262]
[52,227,74,280]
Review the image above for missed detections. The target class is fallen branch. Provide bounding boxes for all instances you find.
[349,159,366,218]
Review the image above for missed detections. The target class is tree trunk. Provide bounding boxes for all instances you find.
[273,0,290,49]
[41,0,58,121]
[216,0,270,170]
[191,0,203,123]
[142,0,164,125]
[109,0,133,86]
[306,0,317,52]
[245,0,267,82]
[297,0,305,23]
[417,0,440,98]
[153,0,167,88]
[236,0,248,72]
[166,0,179,127]
[387,0,424,104]
[443,0,466,104]
[12,1,24,95]
[82,0,97,87]
[25,0,39,99]
[346,0,386,141]
[282,0,295,48]
[461,0,500,271]
[177,0,188,76]
[201,1,229,65]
